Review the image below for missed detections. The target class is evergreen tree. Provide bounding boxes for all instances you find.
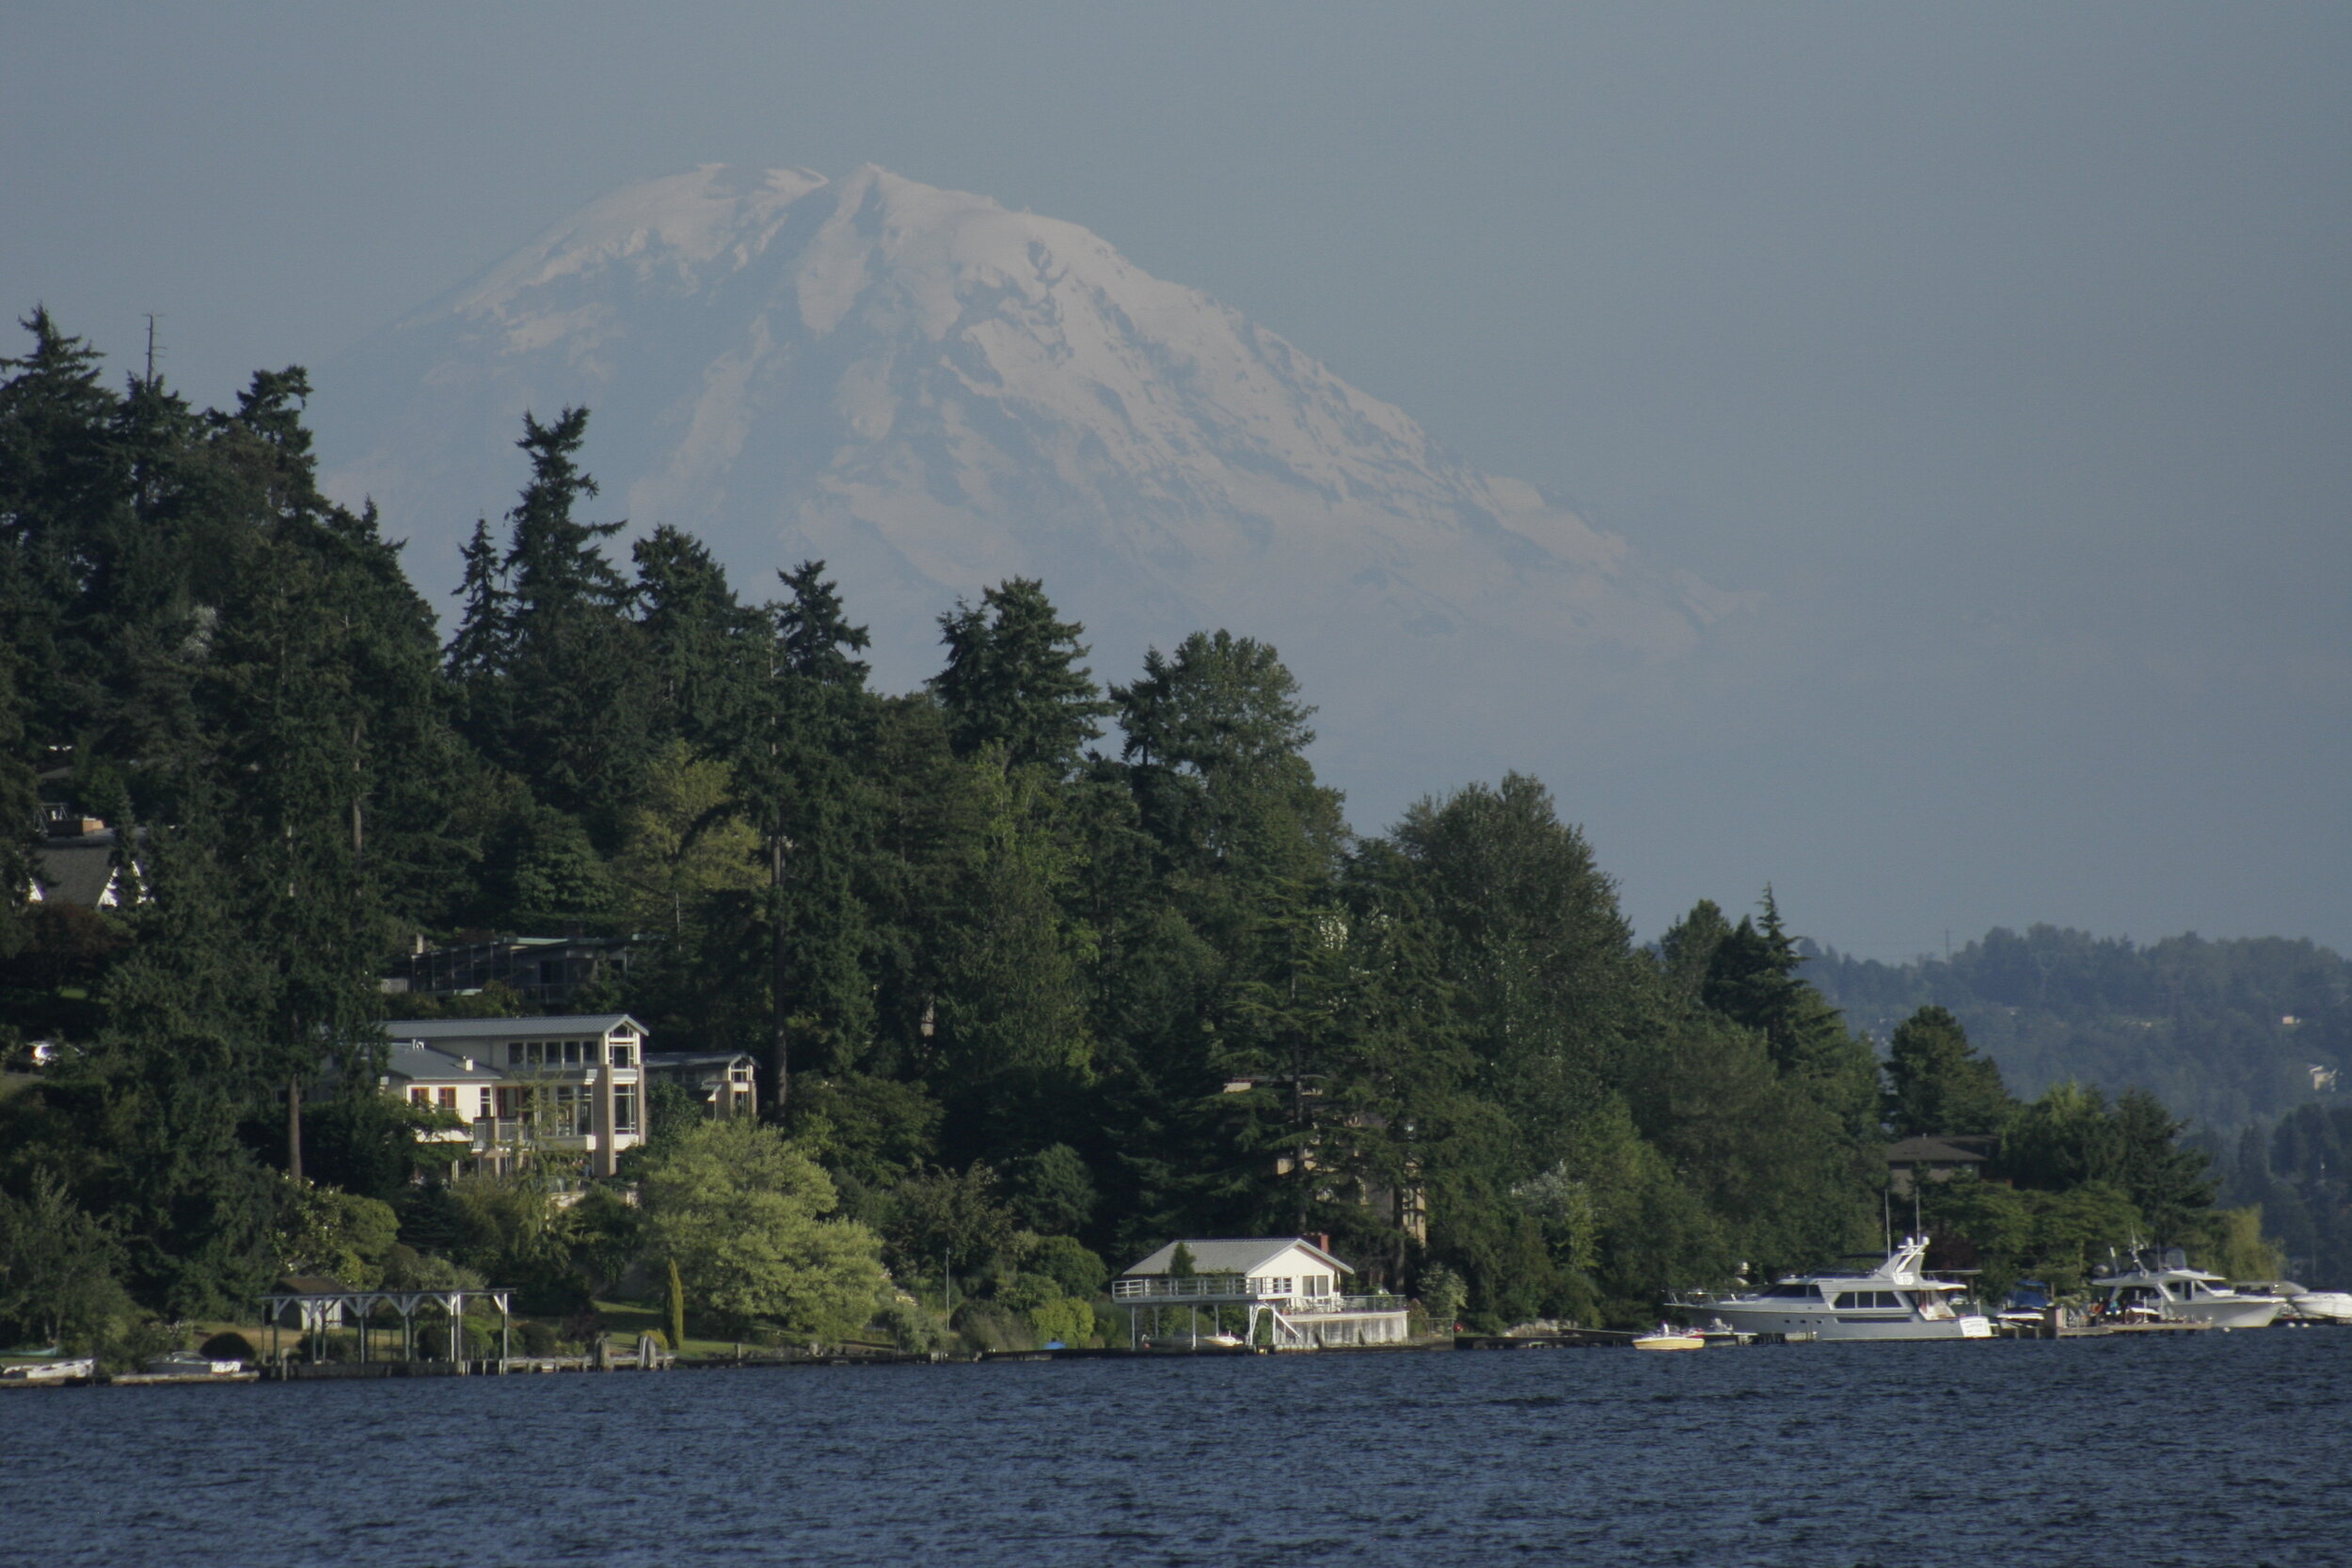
[932,578,1111,776]
[1883,1004,2014,1138]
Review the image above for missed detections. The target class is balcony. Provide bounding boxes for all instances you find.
[1113,1275,1262,1303]
[1109,1276,1400,1315]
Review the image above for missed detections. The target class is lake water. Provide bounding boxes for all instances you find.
[5,1330,2347,1567]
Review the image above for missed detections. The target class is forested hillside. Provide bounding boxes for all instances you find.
[1805,928,2352,1131]
[0,314,2269,1352]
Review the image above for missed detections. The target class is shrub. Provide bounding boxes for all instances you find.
[516,1320,560,1356]
[1028,1236,1107,1299]
[200,1331,258,1364]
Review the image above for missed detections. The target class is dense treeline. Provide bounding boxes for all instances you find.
[0,315,2252,1352]
[2209,1106,2352,1290]
[1806,927,2352,1130]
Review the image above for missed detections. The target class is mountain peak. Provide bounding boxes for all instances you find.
[323,165,1743,812]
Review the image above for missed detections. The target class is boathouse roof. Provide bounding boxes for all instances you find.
[1121,1237,1352,1278]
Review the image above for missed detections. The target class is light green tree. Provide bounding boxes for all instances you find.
[643,1118,884,1337]
[0,1171,132,1351]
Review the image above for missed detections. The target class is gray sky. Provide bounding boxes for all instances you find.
[7,1,2348,958]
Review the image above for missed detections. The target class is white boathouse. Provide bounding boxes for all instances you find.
[1113,1237,1409,1349]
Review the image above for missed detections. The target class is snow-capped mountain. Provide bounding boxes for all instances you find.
[319,164,1744,814]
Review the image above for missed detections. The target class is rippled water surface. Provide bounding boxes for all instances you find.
[5,1331,2347,1566]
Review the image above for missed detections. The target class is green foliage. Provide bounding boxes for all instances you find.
[1008,1146,1098,1235]
[884,1164,1018,1282]
[1808,925,2352,1130]
[1026,1234,1109,1299]
[0,1170,131,1352]
[791,1075,943,1189]
[272,1180,399,1286]
[1418,1264,1467,1332]
[642,1118,885,1337]
[1,311,2252,1333]
[1883,1005,2015,1138]
[933,577,1112,776]
[667,1256,687,1351]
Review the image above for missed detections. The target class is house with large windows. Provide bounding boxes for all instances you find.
[379,1015,648,1179]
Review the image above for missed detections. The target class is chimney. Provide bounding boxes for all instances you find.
[1312,1231,1330,1255]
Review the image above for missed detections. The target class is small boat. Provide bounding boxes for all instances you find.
[1631,1325,1705,1352]
[2090,1249,2281,1329]
[144,1350,246,1376]
[2292,1291,2352,1324]
[1680,1237,1993,1341]
[0,1357,96,1382]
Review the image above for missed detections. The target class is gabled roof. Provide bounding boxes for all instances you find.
[381,1014,644,1042]
[642,1050,755,1069]
[29,843,121,908]
[384,1042,504,1084]
[1121,1237,1352,1278]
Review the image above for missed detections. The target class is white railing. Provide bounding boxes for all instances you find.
[1112,1275,1260,1301]
[1287,1294,1402,1316]
[1110,1277,1403,1314]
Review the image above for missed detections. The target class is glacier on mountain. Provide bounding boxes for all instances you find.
[318,163,1746,817]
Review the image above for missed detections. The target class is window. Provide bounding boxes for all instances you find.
[1835,1291,1903,1310]
[410,1087,430,1107]
[609,1041,634,1067]
[437,1087,457,1110]
[614,1085,639,1134]
[478,1088,493,1119]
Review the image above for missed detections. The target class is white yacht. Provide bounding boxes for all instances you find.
[2091,1251,2282,1328]
[2290,1291,2352,1324]
[1689,1237,1993,1341]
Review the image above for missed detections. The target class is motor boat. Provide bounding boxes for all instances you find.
[0,1356,96,1381]
[1678,1237,1992,1341]
[2090,1248,2282,1328]
[2290,1291,2352,1323]
[144,1350,246,1376]
[1996,1279,2055,1329]
[1631,1324,1705,1352]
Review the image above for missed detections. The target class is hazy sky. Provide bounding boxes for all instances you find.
[7,2,2348,958]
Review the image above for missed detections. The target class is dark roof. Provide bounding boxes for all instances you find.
[1884,1136,1991,1164]
[274,1275,349,1295]
[383,1042,505,1084]
[29,842,119,907]
[642,1051,755,1069]
[381,1014,644,1042]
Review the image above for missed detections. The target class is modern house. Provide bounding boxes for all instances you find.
[380,1015,648,1178]
[641,1051,759,1119]
[1112,1237,1411,1348]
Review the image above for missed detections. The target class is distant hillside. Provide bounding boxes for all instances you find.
[1804,926,2351,1131]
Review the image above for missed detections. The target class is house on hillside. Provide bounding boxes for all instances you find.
[383,934,639,1011]
[25,819,145,910]
[380,1015,648,1179]
[1113,1236,1410,1349]
[1884,1133,1998,1196]
[641,1051,758,1119]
